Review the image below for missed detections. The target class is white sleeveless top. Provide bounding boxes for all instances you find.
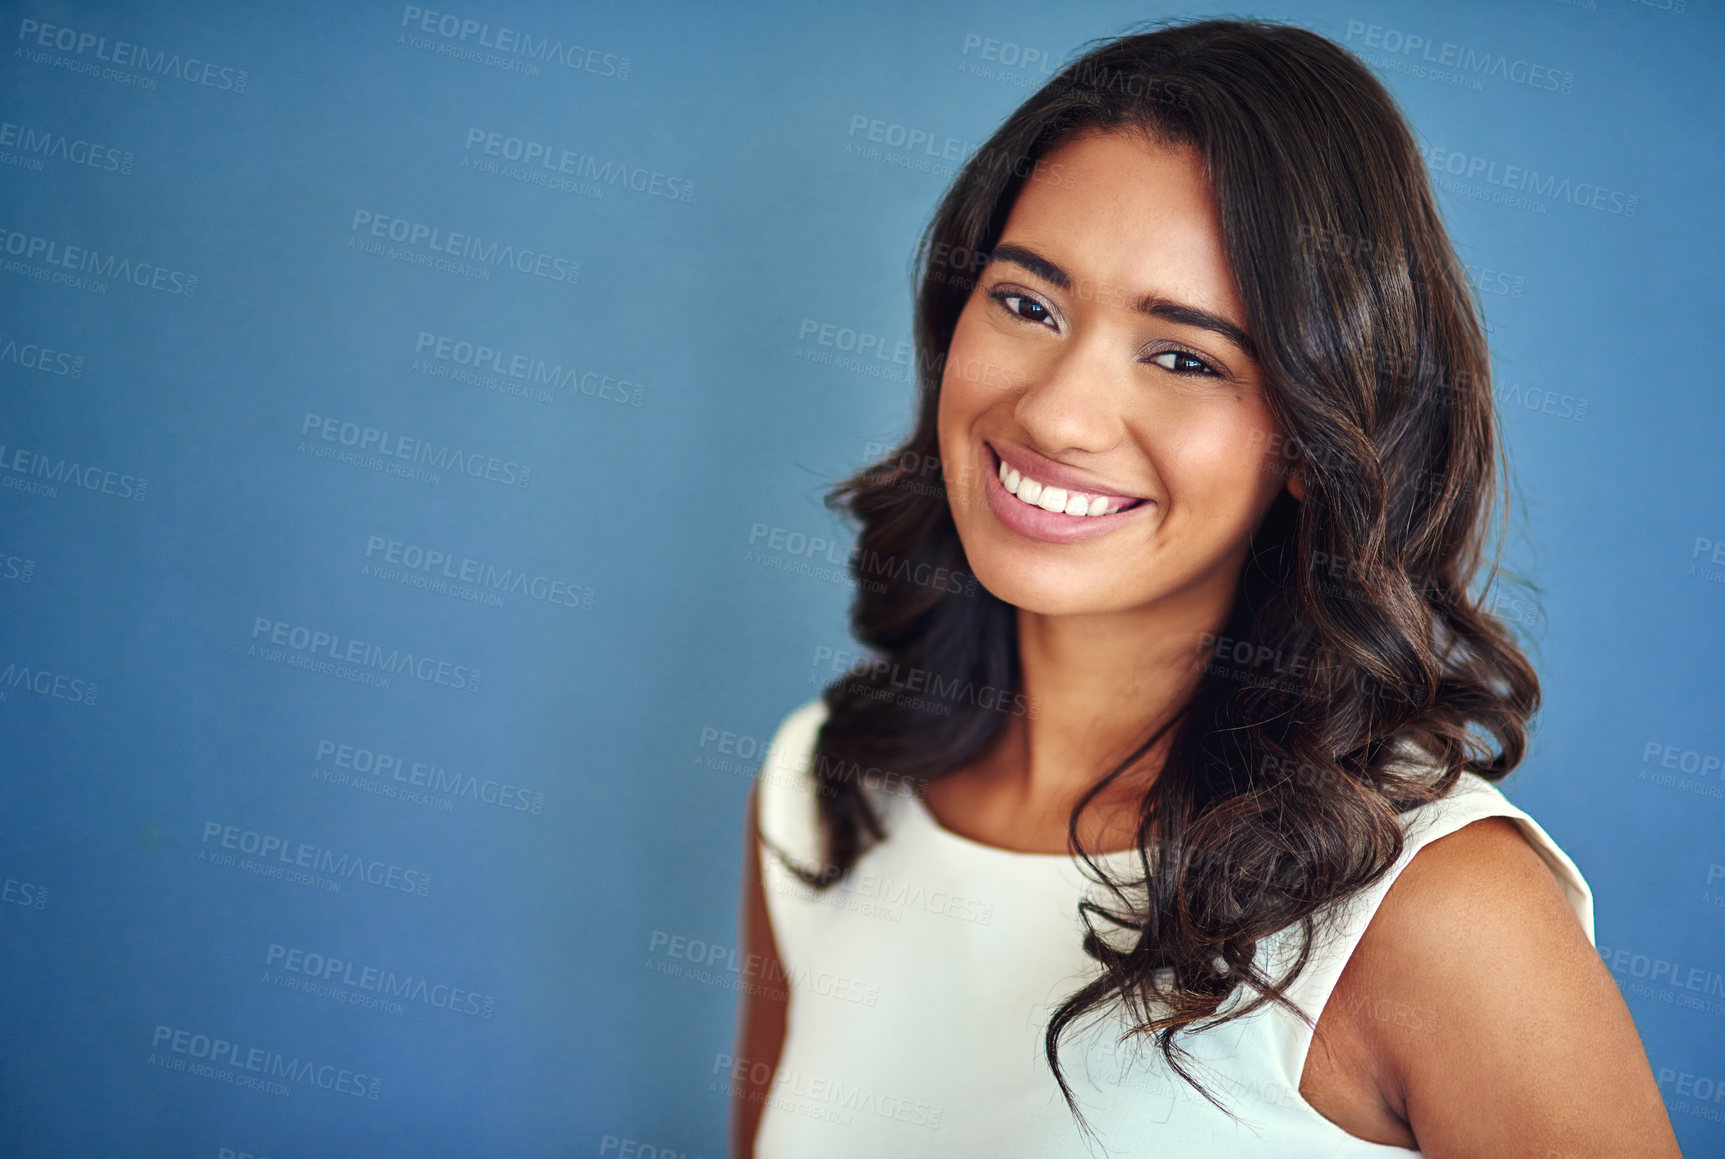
[752,697,1594,1157]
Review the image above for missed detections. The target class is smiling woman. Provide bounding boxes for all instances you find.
[733,17,1680,1159]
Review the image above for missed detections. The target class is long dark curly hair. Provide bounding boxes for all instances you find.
[770,15,1539,1135]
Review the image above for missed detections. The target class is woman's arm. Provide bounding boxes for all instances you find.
[1312,816,1683,1157]
[729,780,790,1158]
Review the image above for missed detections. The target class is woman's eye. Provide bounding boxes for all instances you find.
[1148,349,1218,376]
[991,290,1055,328]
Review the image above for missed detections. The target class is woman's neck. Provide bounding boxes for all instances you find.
[1009,585,1234,808]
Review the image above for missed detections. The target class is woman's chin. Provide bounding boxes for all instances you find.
[965,560,1133,618]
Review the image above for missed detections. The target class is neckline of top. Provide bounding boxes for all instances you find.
[901,788,1150,865]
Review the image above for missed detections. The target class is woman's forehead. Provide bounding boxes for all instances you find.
[997,131,1246,328]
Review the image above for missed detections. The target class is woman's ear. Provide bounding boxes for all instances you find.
[1286,462,1305,502]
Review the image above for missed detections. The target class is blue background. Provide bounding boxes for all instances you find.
[2,1,1721,1155]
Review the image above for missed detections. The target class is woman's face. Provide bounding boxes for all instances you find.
[937,128,1301,618]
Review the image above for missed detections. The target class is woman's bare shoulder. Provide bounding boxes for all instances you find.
[1330,816,1680,1156]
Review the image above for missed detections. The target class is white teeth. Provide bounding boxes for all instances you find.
[996,454,1133,518]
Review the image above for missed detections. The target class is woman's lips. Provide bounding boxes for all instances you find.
[988,441,1149,510]
[981,442,1153,544]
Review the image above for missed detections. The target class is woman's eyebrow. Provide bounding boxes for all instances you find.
[987,242,1258,364]
[990,242,1072,289]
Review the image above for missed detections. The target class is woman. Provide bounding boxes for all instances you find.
[732,18,1680,1157]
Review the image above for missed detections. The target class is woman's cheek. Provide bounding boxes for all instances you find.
[1167,428,1263,514]
[945,328,1005,404]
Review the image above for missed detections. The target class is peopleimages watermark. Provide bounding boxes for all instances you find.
[1599,943,1725,1018]
[0,225,198,296]
[1197,630,1315,696]
[1343,20,1576,95]
[794,317,914,383]
[249,615,482,693]
[955,32,1060,87]
[15,18,249,92]
[745,523,978,598]
[858,443,991,513]
[299,412,531,489]
[597,1136,702,1159]
[348,211,580,285]
[772,866,997,927]
[2,874,49,910]
[200,821,433,897]
[647,929,881,1006]
[412,331,645,407]
[1636,741,1725,801]
[0,441,147,501]
[264,943,496,1018]
[0,332,85,377]
[1654,1063,1725,1123]
[148,1025,379,1099]
[843,111,1071,187]
[1701,864,1725,912]
[1689,536,1725,583]
[811,645,1035,718]
[0,660,98,706]
[1418,144,1638,218]
[462,129,693,202]
[847,114,977,164]
[713,1052,944,1129]
[696,724,921,799]
[313,737,546,815]
[1298,223,1531,303]
[0,119,133,175]
[397,6,630,79]
[363,534,594,611]
[0,549,34,585]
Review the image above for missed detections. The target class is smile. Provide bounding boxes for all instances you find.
[982,442,1152,545]
[998,457,1137,516]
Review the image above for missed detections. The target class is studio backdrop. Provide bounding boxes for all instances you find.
[2,1,1721,1155]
